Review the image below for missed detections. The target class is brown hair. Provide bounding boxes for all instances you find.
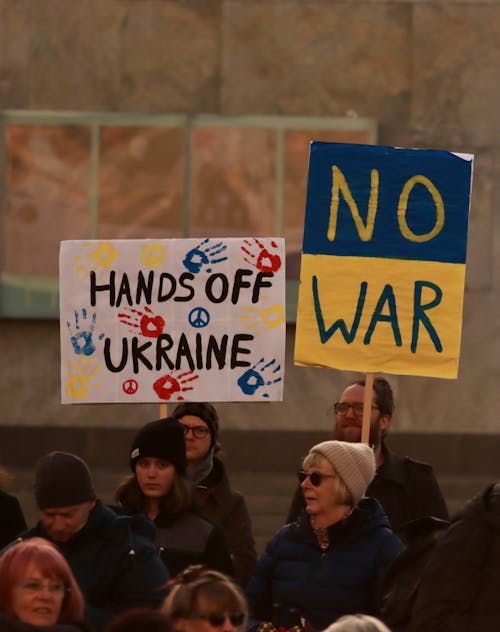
[353,376,394,418]
[115,471,193,515]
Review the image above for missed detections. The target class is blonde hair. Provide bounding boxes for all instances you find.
[323,614,391,632]
[162,565,247,627]
[302,452,354,506]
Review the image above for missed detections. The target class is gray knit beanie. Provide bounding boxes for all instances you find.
[309,440,376,505]
[34,451,96,509]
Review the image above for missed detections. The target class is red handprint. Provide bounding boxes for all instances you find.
[118,306,165,338]
[153,370,199,401]
[242,238,282,273]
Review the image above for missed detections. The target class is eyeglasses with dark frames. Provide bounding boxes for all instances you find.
[181,425,210,439]
[297,470,337,487]
[333,402,379,416]
[194,612,245,627]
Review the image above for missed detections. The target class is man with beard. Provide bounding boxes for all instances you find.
[286,377,449,530]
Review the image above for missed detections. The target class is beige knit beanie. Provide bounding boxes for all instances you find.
[309,440,376,505]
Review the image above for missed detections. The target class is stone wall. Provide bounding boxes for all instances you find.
[1,1,499,440]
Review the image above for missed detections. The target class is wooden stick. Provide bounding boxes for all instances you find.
[160,403,168,418]
[361,372,374,445]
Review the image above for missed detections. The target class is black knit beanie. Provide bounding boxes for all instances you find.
[171,402,219,446]
[34,451,96,509]
[130,417,187,475]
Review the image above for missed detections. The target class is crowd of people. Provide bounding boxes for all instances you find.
[1,377,498,631]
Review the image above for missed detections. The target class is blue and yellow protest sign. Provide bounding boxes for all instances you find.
[294,142,473,378]
[60,238,285,403]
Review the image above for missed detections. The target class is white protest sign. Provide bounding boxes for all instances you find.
[60,238,285,403]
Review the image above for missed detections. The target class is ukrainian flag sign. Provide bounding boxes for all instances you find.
[294,142,473,378]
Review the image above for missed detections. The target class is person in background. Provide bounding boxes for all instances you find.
[17,451,169,631]
[171,402,257,587]
[407,481,500,632]
[0,466,27,549]
[0,537,88,631]
[323,614,391,632]
[287,377,449,531]
[246,440,403,631]
[162,564,248,632]
[116,417,234,579]
[103,608,173,632]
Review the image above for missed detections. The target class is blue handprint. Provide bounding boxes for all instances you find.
[237,357,283,398]
[183,238,228,274]
[67,308,102,356]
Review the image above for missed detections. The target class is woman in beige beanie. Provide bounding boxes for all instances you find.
[246,440,403,632]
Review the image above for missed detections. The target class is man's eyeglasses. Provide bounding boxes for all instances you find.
[195,612,245,627]
[181,425,210,439]
[333,402,379,416]
[297,470,336,487]
[18,580,66,595]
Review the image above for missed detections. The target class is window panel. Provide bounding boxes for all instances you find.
[0,112,376,319]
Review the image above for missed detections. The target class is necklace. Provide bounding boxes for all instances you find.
[310,516,329,551]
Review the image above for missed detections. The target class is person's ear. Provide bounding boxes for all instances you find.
[380,414,390,433]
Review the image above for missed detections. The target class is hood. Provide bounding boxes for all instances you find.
[454,482,500,529]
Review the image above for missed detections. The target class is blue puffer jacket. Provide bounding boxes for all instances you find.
[21,501,169,631]
[246,498,404,631]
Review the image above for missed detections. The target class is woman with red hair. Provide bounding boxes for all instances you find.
[0,537,89,631]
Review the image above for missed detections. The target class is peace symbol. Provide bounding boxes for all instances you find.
[188,306,210,328]
[122,379,139,395]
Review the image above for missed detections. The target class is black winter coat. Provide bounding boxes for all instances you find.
[21,502,169,631]
[407,482,500,632]
[0,613,90,632]
[246,498,404,631]
[193,457,257,586]
[0,490,27,549]
[154,508,234,579]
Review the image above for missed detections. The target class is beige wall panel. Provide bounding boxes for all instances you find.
[0,1,31,107]
[117,0,222,111]
[463,148,496,292]
[411,5,500,147]
[221,1,411,119]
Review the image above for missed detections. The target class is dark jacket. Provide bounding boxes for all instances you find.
[155,508,234,579]
[0,489,27,549]
[377,515,450,630]
[21,501,169,631]
[407,482,500,632]
[0,613,91,632]
[193,456,257,586]
[287,442,449,530]
[246,497,404,631]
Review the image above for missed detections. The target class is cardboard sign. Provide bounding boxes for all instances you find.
[295,142,473,378]
[60,238,285,403]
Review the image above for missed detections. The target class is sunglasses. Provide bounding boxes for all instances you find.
[297,470,336,487]
[197,612,245,627]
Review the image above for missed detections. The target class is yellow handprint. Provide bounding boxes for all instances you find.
[73,242,118,282]
[240,303,285,336]
[66,356,101,400]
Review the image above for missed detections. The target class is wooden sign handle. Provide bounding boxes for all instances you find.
[160,403,168,418]
[361,372,374,445]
